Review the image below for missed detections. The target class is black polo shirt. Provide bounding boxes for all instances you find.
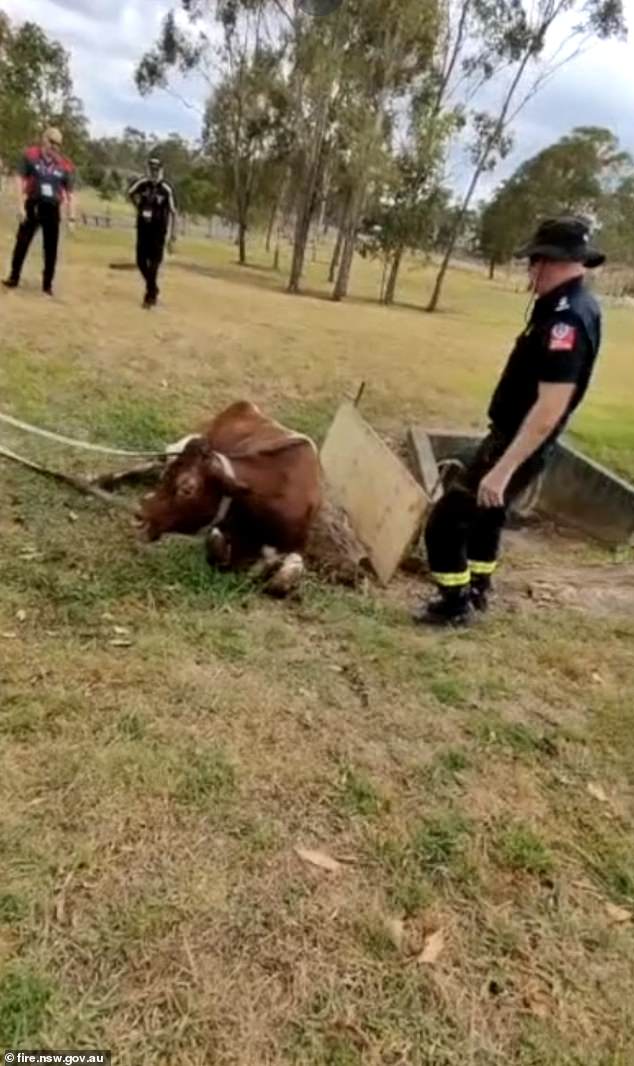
[488,277,602,444]
[128,177,176,232]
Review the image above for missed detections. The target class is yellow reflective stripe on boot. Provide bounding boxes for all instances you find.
[432,570,471,588]
[469,560,497,576]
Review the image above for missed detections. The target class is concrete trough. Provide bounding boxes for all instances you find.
[407,427,634,548]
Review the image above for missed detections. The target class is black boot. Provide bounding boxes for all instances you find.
[470,574,492,612]
[2,278,18,290]
[412,586,476,627]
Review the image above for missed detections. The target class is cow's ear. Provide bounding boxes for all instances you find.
[209,454,251,497]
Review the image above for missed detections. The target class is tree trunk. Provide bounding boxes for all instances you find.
[332,89,388,302]
[265,194,279,253]
[332,181,365,302]
[426,49,533,313]
[488,257,496,280]
[328,211,345,283]
[238,219,247,265]
[383,244,404,305]
[288,90,330,295]
[318,158,331,235]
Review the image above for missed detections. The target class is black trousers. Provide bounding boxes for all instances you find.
[136,222,167,298]
[9,200,60,290]
[425,431,546,588]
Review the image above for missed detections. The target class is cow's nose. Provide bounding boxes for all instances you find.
[133,515,152,542]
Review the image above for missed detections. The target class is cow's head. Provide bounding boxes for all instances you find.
[136,438,249,542]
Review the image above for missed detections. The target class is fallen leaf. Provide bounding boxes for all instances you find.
[295,847,341,873]
[112,625,130,636]
[384,916,405,951]
[418,928,445,965]
[16,609,27,623]
[587,783,608,803]
[109,639,133,648]
[591,671,604,685]
[605,902,632,923]
[68,511,78,523]
[0,632,18,640]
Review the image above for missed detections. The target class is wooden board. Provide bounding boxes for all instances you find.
[407,427,443,502]
[320,403,427,586]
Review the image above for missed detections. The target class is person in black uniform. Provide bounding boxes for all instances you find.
[128,156,177,308]
[414,217,605,627]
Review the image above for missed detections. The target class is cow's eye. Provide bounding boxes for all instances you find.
[177,473,198,498]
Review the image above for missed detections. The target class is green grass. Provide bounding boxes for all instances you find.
[0,967,52,1046]
[496,824,554,877]
[336,766,383,818]
[0,209,633,1065]
[175,747,237,809]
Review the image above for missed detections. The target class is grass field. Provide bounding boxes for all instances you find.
[1,213,633,1066]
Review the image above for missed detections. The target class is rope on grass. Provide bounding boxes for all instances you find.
[0,410,169,459]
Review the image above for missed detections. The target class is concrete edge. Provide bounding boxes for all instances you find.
[408,427,634,548]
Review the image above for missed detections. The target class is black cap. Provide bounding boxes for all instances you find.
[515,216,605,269]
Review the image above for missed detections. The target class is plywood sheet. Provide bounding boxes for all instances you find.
[320,403,426,585]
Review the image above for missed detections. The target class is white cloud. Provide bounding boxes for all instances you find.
[6,0,634,184]
[3,0,205,139]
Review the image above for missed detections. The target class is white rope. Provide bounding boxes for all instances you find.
[0,410,167,458]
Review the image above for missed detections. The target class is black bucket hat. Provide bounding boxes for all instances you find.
[515,216,605,269]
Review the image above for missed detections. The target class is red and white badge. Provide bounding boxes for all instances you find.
[549,322,576,351]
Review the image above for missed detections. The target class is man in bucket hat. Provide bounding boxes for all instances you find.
[414,216,605,627]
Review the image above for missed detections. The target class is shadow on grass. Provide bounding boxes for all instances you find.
[173,258,401,311]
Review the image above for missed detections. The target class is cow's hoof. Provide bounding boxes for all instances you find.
[264,553,305,598]
[205,528,231,568]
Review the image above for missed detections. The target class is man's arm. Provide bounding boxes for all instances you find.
[15,151,30,219]
[14,173,26,219]
[166,182,177,246]
[127,177,145,207]
[65,173,76,223]
[477,383,575,507]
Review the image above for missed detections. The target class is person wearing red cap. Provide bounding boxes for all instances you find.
[414,216,605,627]
[3,127,75,296]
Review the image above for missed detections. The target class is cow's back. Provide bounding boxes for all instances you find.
[203,403,321,553]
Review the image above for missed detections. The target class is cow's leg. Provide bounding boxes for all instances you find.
[264,552,305,598]
[205,527,232,569]
[249,545,281,581]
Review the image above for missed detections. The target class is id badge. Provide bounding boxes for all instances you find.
[142,209,153,221]
[40,182,54,198]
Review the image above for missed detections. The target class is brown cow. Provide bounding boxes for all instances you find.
[136,401,322,595]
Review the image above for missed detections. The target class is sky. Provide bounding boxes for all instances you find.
[4,0,634,196]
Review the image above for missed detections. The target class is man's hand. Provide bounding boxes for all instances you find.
[477,464,511,509]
